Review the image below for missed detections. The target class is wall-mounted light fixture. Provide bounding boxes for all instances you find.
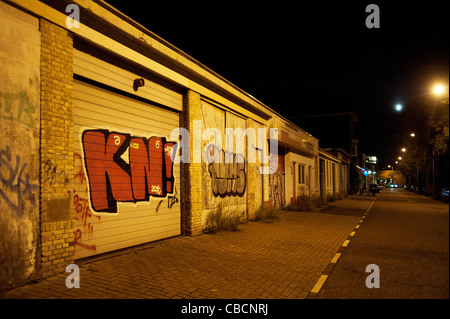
[133,78,145,91]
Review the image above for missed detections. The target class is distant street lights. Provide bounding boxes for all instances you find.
[391,82,448,194]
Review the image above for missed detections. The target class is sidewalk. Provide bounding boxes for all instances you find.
[1,197,375,299]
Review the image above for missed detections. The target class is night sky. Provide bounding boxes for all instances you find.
[105,0,449,168]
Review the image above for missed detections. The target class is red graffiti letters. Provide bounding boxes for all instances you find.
[82,130,176,213]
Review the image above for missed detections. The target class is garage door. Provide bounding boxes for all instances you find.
[73,80,181,259]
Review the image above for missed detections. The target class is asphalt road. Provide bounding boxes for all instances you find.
[314,188,449,299]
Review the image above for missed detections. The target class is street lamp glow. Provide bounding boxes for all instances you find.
[398,156,402,160]
[395,161,398,164]
[433,84,445,95]
[410,132,415,137]
[395,104,403,111]
[401,148,406,152]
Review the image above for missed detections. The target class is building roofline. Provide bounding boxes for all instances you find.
[288,112,359,123]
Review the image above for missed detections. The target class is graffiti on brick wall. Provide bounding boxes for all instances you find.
[43,159,66,186]
[81,129,176,213]
[0,91,36,128]
[206,144,246,197]
[269,171,285,209]
[0,145,38,216]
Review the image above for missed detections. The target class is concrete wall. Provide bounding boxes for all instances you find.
[320,155,341,200]
[0,2,41,288]
[285,152,318,203]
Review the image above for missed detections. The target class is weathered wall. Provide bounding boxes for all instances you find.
[246,118,265,218]
[0,2,41,288]
[200,100,248,225]
[320,157,340,199]
[267,150,286,209]
[285,152,318,202]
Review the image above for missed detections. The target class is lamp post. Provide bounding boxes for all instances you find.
[431,83,448,197]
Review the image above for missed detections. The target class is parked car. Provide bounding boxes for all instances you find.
[369,183,379,195]
[441,187,449,202]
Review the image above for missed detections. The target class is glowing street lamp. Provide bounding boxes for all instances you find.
[401,148,406,152]
[410,132,415,137]
[398,156,402,160]
[433,84,445,95]
[395,104,403,112]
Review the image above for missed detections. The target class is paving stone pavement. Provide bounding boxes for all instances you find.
[1,201,372,300]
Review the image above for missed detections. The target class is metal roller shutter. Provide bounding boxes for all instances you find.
[73,79,181,259]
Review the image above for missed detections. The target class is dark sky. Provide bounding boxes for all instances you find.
[105,0,449,168]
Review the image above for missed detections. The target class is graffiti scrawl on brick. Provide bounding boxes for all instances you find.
[82,129,176,213]
[206,144,246,197]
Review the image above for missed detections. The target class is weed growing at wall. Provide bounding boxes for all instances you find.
[203,203,241,233]
[285,195,314,211]
[252,206,282,223]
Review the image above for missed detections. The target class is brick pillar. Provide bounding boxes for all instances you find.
[181,90,203,235]
[39,19,74,278]
[246,118,256,220]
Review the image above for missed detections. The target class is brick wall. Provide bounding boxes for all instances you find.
[39,19,74,278]
[246,118,256,219]
[181,90,203,236]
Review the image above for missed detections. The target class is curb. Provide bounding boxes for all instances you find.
[306,196,378,298]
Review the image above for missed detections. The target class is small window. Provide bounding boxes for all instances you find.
[298,164,305,184]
